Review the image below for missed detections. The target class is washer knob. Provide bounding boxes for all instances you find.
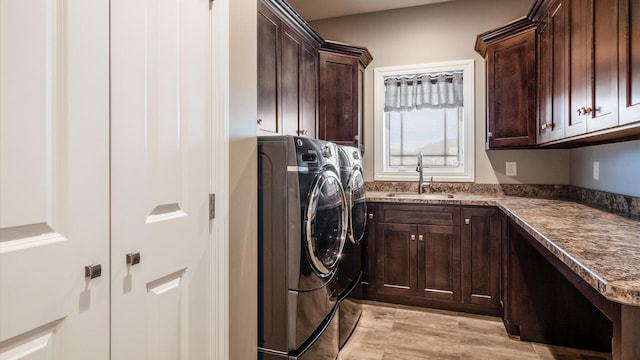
[322,146,332,158]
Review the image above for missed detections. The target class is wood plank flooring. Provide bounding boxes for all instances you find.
[339,302,612,360]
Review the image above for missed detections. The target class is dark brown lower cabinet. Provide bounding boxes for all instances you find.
[461,207,501,313]
[365,203,500,316]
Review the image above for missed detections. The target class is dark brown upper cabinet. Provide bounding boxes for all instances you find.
[476,0,640,148]
[257,0,322,138]
[475,19,538,149]
[318,41,372,152]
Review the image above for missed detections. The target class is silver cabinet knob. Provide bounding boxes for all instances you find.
[368,214,374,220]
[85,264,102,279]
[257,118,263,125]
[126,252,141,266]
[418,235,424,241]
[465,218,470,225]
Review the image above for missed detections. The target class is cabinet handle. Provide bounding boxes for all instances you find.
[418,235,424,241]
[465,218,470,225]
[257,118,263,125]
[126,252,141,266]
[584,107,592,115]
[410,235,416,241]
[297,129,309,136]
[368,214,374,220]
[85,264,102,279]
[577,108,584,115]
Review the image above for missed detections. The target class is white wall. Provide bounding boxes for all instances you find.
[229,0,257,357]
[570,140,640,197]
[310,0,571,185]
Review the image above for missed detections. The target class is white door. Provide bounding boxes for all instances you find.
[0,0,110,358]
[110,0,212,358]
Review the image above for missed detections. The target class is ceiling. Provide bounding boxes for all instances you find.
[287,0,454,21]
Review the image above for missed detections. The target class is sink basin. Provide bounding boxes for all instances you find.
[386,193,455,199]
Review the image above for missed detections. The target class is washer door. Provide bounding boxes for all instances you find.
[305,169,347,278]
[347,168,367,245]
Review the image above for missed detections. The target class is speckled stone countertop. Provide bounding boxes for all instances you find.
[367,192,640,306]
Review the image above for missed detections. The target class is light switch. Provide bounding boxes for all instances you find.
[506,162,517,177]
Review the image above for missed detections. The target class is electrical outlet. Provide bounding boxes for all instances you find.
[506,162,517,177]
[593,161,599,180]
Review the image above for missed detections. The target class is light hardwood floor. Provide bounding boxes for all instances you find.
[339,302,612,360]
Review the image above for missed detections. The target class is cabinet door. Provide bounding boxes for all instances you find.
[301,44,318,138]
[486,29,537,148]
[461,208,500,309]
[567,0,591,137]
[362,204,377,291]
[319,52,359,147]
[375,222,417,297]
[538,0,569,144]
[417,225,461,302]
[619,0,640,125]
[0,0,110,357]
[589,0,619,132]
[257,3,280,135]
[568,0,619,136]
[110,0,213,356]
[281,25,302,137]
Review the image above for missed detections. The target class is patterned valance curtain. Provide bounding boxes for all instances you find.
[384,72,464,112]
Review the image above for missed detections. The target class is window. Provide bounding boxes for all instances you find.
[374,60,475,182]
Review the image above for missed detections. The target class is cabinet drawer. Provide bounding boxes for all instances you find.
[380,204,460,226]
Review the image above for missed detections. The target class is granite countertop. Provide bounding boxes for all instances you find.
[366,191,640,306]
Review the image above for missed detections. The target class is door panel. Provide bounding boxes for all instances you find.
[375,223,416,297]
[589,0,619,132]
[257,3,280,134]
[319,54,356,144]
[538,0,568,144]
[567,0,590,137]
[486,30,537,148]
[619,0,640,124]
[111,0,212,357]
[146,271,186,360]
[462,208,500,308]
[301,45,318,138]
[281,27,302,137]
[418,225,461,302]
[0,0,110,358]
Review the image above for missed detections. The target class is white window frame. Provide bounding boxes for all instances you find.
[373,60,475,182]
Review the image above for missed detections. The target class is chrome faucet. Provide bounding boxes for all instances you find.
[416,152,433,194]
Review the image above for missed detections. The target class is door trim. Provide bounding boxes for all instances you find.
[211,0,230,358]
